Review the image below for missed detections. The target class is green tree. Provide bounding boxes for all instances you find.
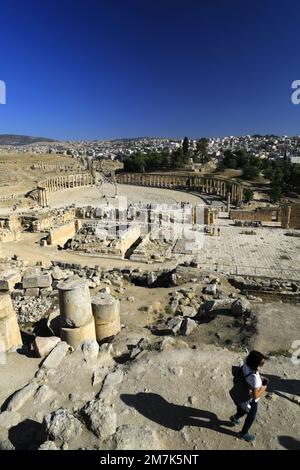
[235,149,249,167]
[123,152,145,172]
[244,188,254,203]
[223,150,238,169]
[172,148,185,168]
[182,137,189,156]
[195,137,209,163]
[269,167,284,202]
[242,163,259,180]
[270,184,282,202]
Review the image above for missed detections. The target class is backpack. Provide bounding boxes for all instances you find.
[229,366,254,406]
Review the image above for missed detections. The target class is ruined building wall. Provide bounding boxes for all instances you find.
[112,224,141,258]
[0,215,22,231]
[281,202,300,229]
[0,230,21,243]
[47,221,77,246]
[31,208,76,232]
[230,207,280,223]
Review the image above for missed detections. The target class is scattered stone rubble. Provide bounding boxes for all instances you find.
[0,254,299,450]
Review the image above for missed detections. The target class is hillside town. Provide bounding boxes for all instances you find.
[1,135,300,165]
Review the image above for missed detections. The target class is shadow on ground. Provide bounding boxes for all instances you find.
[8,419,46,450]
[278,435,300,450]
[121,392,236,437]
[264,373,300,400]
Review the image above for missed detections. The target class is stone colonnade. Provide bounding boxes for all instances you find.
[36,173,95,207]
[116,173,244,205]
[41,173,95,193]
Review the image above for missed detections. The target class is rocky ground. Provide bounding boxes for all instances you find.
[0,261,299,450]
[0,342,299,450]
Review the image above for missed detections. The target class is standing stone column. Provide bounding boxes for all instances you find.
[42,189,48,207]
[58,277,96,348]
[227,192,231,212]
[0,294,22,351]
[91,293,120,342]
[234,185,237,203]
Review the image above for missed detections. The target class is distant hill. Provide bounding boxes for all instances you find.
[0,134,58,146]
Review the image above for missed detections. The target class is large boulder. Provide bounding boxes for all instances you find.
[43,408,83,443]
[41,341,71,369]
[0,411,21,429]
[231,298,250,316]
[115,425,160,450]
[38,441,59,450]
[6,381,39,412]
[147,272,157,286]
[181,306,198,318]
[166,316,183,335]
[22,270,52,289]
[81,400,117,439]
[51,266,67,281]
[180,318,197,336]
[203,283,217,295]
[34,336,61,358]
[0,269,21,291]
[81,340,99,363]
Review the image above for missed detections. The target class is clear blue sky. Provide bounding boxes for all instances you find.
[1,0,300,140]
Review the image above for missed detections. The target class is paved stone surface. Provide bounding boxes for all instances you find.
[198,220,300,280]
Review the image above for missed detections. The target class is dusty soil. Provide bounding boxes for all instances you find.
[253,302,300,355]
[48,184,204,208]
[0,344,299,450]
[0,153,77,198]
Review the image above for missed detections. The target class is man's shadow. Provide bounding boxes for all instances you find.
[263,373,300,404]
[121,392,236,437]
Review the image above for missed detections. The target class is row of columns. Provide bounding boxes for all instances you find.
[116,173,244,204]
[40,174,94,193]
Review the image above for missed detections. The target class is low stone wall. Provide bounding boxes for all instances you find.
[230,207,280,223]
[30,208,76,232]
[47,221,76,246]
[0,230,21,243]
[0,215,22,232]
[281,202,300,229]
[110,225,141,258]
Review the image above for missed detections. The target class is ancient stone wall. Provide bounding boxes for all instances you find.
[116,172,244,205]
[0,215,22,231]
[0,230,21,243]
[112,224,141,258]
[30,208,76,232]
[47,221,77,246]
[281,202,300,229]
[230,207,280,222]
